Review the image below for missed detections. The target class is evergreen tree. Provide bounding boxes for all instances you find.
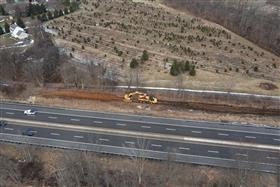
[0,5,7,15]
[170,60,180,76]
[0,27,4,35]
[64,7,69,14]
[16,17,25,28]
[4,22,10,33]
[53,9,59,18]
[130,58,139,69]
[141,50,149,62]
[59,9,64,17]
[47,11,53,20]
[37,15,42,21]
[189,66,196,76]
[184,60,190,71]
[41,13,48,22]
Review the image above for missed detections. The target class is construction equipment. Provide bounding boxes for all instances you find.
[124,91,158,104]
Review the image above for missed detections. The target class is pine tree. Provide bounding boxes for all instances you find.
[184,60,190,71]
[16,17,25,28]
[64,7,69,15]
[59,9,64,17]
[47,11,53,20]
[41,13,48,22]
[53,9,59,18]
[4,22,9,33]
[0,5,7,15]
[170,60,180,76]
[0,27,4,35]
[189,66,196,76]
[141,50,149,62]
[130,58,139,69]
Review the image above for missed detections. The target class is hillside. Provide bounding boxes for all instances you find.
[46,0,280,95]
[164,0,280,56]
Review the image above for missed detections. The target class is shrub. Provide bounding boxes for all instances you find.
[130,58,139,69]
[141,50,149,62]
[189,66,196,76]
[184,61,190,71]
[170,60,183,76]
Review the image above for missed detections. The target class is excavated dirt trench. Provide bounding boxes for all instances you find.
[41,89,280,116]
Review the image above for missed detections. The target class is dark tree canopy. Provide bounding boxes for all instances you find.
[16,17,25,28]
[4,22,10,33]
[130,58,139,69]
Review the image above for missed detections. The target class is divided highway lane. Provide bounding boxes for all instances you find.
[1,123,280,167]
[1,108,280,146]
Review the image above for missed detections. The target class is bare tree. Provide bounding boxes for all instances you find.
[125,137,149,186]
[23,61,44,87]
[61,63,91,88]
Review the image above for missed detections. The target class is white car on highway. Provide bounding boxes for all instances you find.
[24,109,37,115]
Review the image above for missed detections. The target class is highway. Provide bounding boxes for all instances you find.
[0,102,279,173]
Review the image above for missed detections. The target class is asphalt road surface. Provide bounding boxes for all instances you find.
[0,102,279,173]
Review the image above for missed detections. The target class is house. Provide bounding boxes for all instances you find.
[10,23,28,39]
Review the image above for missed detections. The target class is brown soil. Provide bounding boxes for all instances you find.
[41,89,280,116]
[30,90,280,127]
[42,90,121,101]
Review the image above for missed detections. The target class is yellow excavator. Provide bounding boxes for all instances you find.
[124,91,158,104]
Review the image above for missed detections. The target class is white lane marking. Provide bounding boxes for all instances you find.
[191,130,202,134]
[208,150,219,154]
[125,141,135,144]
[99,138,109,142]
[141,125,151,129]
[166,128,176,131]
[74,135,84,139]
[94,121,103,124]
[48,116,57,119]
[3,107,280,136]
[50,133,60,136]
[179,147,190,151]
[29,130,37,133]
[71,118,80,121]
[218,133,229,136]
[236,153,248,157]
[245,136,256,139]
[274,139,280,142]
[4,127,14,131]
[151,144,162,147]
[116,123,127,126]
[266,157,278,160]
[3,117,280,152]
[6,112,14,115]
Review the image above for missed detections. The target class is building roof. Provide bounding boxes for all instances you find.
[11,24,28,39]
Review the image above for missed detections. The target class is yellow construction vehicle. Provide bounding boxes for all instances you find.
[124,91,158,104]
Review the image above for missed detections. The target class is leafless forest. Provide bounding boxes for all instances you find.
[165,0,280,56]
[0,144,278,187]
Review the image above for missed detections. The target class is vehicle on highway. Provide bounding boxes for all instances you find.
[22,129,35,136]
[0,120,7,127]
[24,109,37,115]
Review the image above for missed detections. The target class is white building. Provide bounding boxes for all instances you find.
[10,23,29,40]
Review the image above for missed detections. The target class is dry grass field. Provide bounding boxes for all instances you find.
[46,0,280,95]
